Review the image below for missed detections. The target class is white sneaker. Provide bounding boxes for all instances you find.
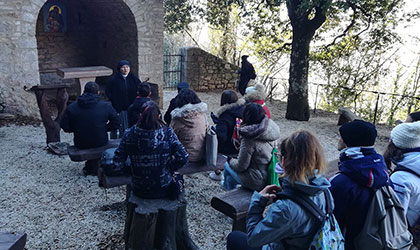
[209,172,223,181]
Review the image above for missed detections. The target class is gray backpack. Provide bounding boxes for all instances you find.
[354,185,413,250]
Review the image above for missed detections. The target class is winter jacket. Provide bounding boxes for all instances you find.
[212,98,246,155]
[105,65,141,113]
[390,150,420,227]
[170,102,208,162]
[112,125,188,199]
[164,97,178,125]
[60,93,119,149]
[247,176,332,250]
[329,147,389,250]
[245,84,271,118]
[229,116,281,191]
[127,96,151,127]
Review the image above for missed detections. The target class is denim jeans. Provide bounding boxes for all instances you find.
[223,162,242,190]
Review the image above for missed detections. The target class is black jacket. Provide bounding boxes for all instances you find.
[164,97,178,125]
[106,72,141,112]
[60,93,120,149]
[127,96,151,127]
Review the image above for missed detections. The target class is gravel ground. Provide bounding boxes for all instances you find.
[0,90,393,249]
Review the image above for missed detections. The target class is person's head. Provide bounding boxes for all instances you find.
[220,90,238,106]
[384,121,420,170]
[83,81,99,94]
[405,111,420,123]
[242,103,266,126]
[138,82,151,97]
[177,82,190,93]
[137,101,163,130]
[175,88,201,108]
[241,55,249,61]
[280,130,326,184]
[245,83,267,101]
[338,120,377,150]
[118,60,130,76]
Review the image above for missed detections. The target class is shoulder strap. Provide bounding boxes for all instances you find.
[393,165,420,179]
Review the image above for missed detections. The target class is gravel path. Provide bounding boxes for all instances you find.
[0,90,393,249]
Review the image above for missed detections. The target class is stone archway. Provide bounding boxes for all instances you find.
[0,0,163,117]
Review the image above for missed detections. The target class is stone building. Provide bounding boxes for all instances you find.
[0,0,164,117]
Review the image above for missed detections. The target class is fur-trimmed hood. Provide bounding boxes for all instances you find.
[214,98,246,118]
[170,102,207,119]
[239,116,280,141]
[245,83,267,101]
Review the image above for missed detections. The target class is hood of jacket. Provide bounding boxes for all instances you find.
[245,84,266,101]
[282,175,331,196]
[239,116,280,141]
[339,147,389,188]
[214,98,246,118]
[394,151,420,176]
[170,102,207,120]
[77,93,99,108]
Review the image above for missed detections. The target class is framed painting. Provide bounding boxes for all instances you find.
[43,2,67,32]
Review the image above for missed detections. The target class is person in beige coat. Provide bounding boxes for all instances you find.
[170,88,208,162]
[223,103,281,191]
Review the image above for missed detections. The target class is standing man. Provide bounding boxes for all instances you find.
[60,82,119,175]
[106,60,141,138]
[238,55,256,96]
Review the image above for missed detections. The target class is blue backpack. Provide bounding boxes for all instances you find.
[277,189,345,250]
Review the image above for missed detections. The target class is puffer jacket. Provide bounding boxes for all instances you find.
[170,102,208,162]
[112,125,188,199]
[229,116,281,191]
[60,93,119,149]
[247,176,332,250]
[329,147,389,250]
[212,98,246,155]
[391,150,420,227]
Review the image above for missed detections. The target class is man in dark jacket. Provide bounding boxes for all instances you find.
[238,55,256,96]
[106,60,141,138]
[127,82,151,127]
[61,82,119,175]
[163,82,189,125]
[329,120,390,250]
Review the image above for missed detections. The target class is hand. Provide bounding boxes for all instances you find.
[259,184,282,200]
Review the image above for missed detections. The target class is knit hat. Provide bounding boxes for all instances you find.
[117,60,130,70]
[390,121,420,149]
[339,119,377,147]
[177,82,189,92]
[245,84,267,101]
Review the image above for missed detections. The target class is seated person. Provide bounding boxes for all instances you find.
[60,81,119,175]
[164,82,190,125]
[405,111,420,123]
[244,83,271,118]
[223,103,280,191]
[127,82,151,127]
[170,88,208,162]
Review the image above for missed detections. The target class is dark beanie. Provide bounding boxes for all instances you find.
[339,119,377,147]
[177,82,189,92]
[84,81,99,94]
[117,60,130,70]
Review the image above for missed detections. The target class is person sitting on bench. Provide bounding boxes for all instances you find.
[60,81,119,175]
[127,82,151,128]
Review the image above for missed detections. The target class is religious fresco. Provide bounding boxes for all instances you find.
[43,2,67,32]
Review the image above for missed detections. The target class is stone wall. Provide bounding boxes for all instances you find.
[180,47,239,91]
[0,0,164,117]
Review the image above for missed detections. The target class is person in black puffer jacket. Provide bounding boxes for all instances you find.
[127,82,151,127]
[60,82,120,175]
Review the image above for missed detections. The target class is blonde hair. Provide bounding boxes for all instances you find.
[280,130,326,184]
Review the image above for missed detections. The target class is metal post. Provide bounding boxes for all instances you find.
[313,84,320,114]
[373,93,380,124]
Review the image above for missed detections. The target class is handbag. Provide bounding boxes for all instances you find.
[206,127,218,167]
[268,148,280,186]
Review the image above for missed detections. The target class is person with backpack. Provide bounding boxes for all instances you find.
[227,130,344,250]
[222,103,280,191]
[329,120,392,250]
[127,82,151,128]
[384,121,420,247]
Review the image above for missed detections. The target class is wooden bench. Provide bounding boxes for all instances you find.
[67,139,120,162]
[210,187,253,232]
[0,232,27,250]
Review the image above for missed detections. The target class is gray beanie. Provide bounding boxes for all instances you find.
[390,121,420,149]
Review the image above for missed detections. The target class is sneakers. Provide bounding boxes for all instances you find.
[209,171,223,181]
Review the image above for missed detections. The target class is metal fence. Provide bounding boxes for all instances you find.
[163,54,183,90]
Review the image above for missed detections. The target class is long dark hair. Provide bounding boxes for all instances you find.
[175,88,201,108]
[220,90,238,106]
[383,141,405,172]
[242,103,266,125]
[137,101,164,130]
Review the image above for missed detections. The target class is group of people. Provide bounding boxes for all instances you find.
[59,58,420,249]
